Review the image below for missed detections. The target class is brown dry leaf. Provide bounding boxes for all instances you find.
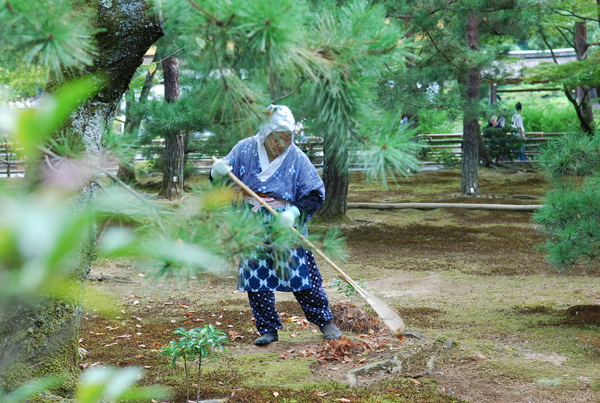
[410,379,421,386]
[228,330,244,341]
[280,352,287,359]
[314,391,329,397]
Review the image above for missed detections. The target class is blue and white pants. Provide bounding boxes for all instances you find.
[247,254,334,335]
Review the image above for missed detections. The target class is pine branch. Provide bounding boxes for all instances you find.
[555,9,598,22]
[539,27,560,64]
[556,26,575,49]
[188,0,223,25]
[271,76,307,103]
[421,28,463,72]
[38,145,168,233]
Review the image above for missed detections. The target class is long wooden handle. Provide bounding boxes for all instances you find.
[211,156,367,296]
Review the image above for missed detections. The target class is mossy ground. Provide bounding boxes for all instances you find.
[81,167,600,402]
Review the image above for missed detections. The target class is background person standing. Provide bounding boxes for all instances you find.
[511,102,526,161]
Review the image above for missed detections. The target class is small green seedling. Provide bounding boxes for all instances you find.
[159,324,228,402]
[329,278,367,298]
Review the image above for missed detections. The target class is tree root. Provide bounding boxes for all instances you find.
[346,336,453,387]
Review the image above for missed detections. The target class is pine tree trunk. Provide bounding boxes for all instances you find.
[574,21,594,134]
[317,132,348,220]
[159,55,184,199]
[0,0,163,396]
[461,11,481,196]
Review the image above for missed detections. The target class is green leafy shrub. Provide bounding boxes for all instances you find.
[330,278,367,298]
[434,148,460,167]
[159,325,228,402]
[417,108,461,134]
[482,125,525,162]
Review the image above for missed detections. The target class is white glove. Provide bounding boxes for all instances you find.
[211,158,232,178]
[279,206,300,228]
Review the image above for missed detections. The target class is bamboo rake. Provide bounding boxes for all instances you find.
[211,156,406,336]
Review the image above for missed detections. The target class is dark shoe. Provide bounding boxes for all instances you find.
[254,332,278,346]
[319,322,342,340]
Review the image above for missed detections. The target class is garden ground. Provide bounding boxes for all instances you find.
[82,167,600,402]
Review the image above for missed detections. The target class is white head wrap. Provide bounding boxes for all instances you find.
[255,104,296,144]
[254,105,297,182]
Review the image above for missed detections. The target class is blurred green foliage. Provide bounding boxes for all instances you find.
[533,132,600,270]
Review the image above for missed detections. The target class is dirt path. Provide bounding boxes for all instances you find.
[82,169,600,402]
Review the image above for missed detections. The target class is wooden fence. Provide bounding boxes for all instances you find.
[0,142,26,177]
[0,132,564,177]
[417,132,564,165]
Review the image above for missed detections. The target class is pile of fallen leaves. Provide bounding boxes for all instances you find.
[331,299,386,334]
[279,334,402,364]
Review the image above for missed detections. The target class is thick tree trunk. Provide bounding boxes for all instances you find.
[574,21,594,134]
[461,11,481,196]
[317,132,348,221]
[159,55,184,199]
[0,0,163,396]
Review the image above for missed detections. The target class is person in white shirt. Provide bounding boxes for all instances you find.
[511,102,526,161]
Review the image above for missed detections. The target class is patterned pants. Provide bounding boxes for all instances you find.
[247,253,334,335]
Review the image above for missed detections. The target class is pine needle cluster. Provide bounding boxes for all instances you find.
[533,132,600,270]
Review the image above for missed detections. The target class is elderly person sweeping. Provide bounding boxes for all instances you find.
[210,105,342,346]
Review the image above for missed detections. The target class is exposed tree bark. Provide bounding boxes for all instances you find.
[573,21,594,134]
[159,55,184,199]
[317,131,348,221]
[461,11,482,196]
[0,0,163,395]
